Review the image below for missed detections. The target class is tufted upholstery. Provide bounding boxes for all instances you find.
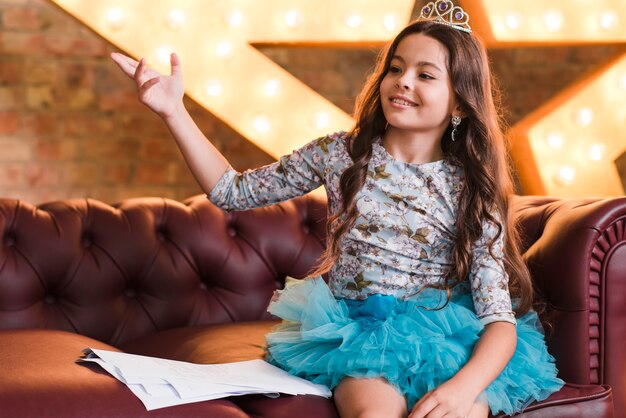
[1,193,623,417]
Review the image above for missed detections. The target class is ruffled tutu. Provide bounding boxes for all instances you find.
[265,277,564,416]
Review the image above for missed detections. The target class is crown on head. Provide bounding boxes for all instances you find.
[417,0,472,33]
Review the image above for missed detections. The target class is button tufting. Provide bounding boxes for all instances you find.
[124,288,136,298]
[227,227,237,237]
[4,234,15,247]
[44,295,56,304]
[301,224,311,234]
[156,232,166,242]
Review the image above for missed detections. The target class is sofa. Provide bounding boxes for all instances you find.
[0,193,623,417]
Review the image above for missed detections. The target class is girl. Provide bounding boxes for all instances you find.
[111,2,563,417]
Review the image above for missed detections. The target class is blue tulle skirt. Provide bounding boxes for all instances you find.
[265,277,564,416]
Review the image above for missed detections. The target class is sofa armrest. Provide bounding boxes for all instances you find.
[511,195,626,414]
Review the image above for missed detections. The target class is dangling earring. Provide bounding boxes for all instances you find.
[451,115,462,142]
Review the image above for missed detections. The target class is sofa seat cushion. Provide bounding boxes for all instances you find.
[118,320,280,363]
[0,325,340,418]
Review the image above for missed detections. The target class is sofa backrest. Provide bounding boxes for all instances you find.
[0,195,327,345]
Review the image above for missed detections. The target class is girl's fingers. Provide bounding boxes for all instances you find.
[139,77,160,95]
[110,52,138,77]
[169,53,182,77]
[134,58,153,88]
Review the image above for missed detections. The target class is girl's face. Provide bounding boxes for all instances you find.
[380,33,459,139]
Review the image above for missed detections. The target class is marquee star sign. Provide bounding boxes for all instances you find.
[50,0,626,197]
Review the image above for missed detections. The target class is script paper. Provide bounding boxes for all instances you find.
[77,348,331,411]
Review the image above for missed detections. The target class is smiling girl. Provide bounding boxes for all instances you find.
[111,1,564,417]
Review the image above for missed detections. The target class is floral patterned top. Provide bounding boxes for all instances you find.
[209,131,516,325]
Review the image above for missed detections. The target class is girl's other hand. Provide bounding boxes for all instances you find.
[110,52,184,119]
[408,378,478,418]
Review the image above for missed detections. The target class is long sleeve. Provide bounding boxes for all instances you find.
[208,132,345,212]
[469,216,517,326]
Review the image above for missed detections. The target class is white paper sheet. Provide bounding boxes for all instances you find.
[77,348,331,411]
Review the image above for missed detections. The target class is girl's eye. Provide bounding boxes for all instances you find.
[419,73,435,80]
[389,66,401,74]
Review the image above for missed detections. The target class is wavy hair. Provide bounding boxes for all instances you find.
[309,20,533,316]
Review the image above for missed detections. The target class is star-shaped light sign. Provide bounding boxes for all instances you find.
[51,0,626,197]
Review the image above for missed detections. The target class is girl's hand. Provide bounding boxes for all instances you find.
[408,378,478,418]
[110,52,184,119]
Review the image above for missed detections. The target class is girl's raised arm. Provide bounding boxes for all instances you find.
[110,52,229,194]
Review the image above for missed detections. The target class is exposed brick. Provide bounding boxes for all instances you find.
[63,162,100,187]
[0,31,45,55]
[101,161,131,184]
[2,6,40,30]
[82,137,140,159]
[0,136,31,161]
[0,59,22,83]
[138,137,180,159]
[0,111,19,134]
[22,58,58,84]
[0,86,22,110]
[22,112,58,135]
[0,163,23,187]
[135,162,176,186]
[25,85,52,109]
[23,163,62,186]
[34,138,78,160]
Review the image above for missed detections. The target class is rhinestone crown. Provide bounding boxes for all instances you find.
[417,0,471,33]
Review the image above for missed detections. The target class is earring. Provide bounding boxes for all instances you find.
[451,115,462,142]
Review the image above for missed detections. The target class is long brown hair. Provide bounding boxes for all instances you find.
[310,20,533,316]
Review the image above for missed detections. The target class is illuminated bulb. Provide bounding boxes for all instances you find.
[284,10,303,28]
[314,112,330,130]
[156,45,173,65]
[216,41,233,59]
[575,108,593,127]
[346,12,362,28]
[543,10,564,32]
[254,115,271,133]
[224,10,243,27]
[106,8,125,30]
[546,131,564,148]
[206,80,223,97]
[619,73,626,91]
[166,8,186,29]
[555,166,575,186]
[599,11,618,30]
[587,143,606,161]
[264,79,281,97]
[504,12,522,30]
[383,14,398,32]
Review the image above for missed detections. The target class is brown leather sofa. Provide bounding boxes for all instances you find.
[0,193,622,417]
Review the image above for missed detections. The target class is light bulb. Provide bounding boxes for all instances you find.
[156,46,173,65]
[314,112,330,130]
[106,8,125,30]
[554,166,575,186]
[216,41,233,59]
[346,13,362,28]
[166,8,186,30]
[254,115,271,133]
[619,73,626,91]
[599,11,618,30]
[264,79,281,97]
[587,143,606,161]
[504,12,522,30]
[206,80,223,97]
[546,131,564,149]
[285,10,303,28]
[224,10,243,27]
[575,108,593,127]
[543,10,564,32]
[383,14,398,32]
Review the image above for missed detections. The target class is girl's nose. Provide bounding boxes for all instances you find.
[395,76,410,90]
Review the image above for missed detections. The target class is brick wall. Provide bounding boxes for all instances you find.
[0,0,622,204]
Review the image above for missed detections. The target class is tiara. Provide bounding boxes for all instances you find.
[417,0,472,33]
